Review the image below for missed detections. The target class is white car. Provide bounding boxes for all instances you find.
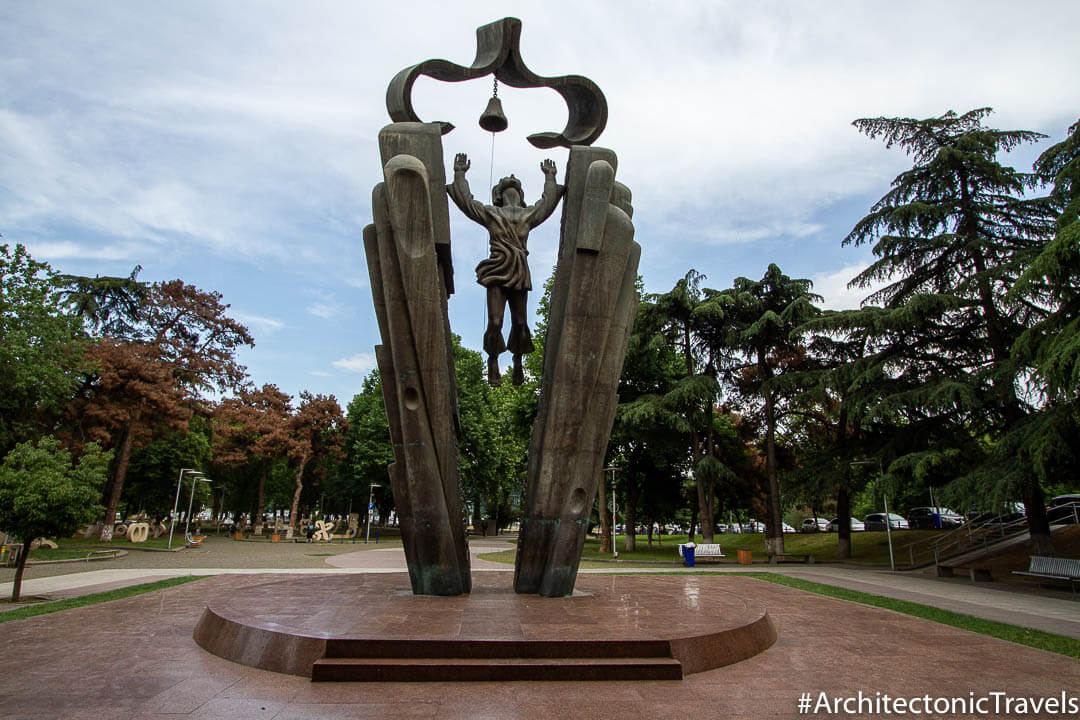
[826,517,865,532]
[801,517,829,533]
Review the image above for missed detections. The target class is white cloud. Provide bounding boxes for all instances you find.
[307,301,343,319]
[234,312,286,336]
[332,352,377,374]
[812,263,890,311]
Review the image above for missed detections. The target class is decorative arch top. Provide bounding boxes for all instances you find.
[386,17,607,149]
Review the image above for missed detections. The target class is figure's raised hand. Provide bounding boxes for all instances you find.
[541,158,557,176]
[454,153,471,173]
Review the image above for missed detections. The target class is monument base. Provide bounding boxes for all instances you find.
[193,573,776,681]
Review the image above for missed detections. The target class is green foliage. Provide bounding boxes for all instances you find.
[0,436,109,543]
[1012,118,1080,400]
[0,576,205,623]
[56,265,148,337]
[835,108,1061,545]
[0,245,88,454]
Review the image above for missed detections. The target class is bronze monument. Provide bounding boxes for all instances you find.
[365,17,640,597]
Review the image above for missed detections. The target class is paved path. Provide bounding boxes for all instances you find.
[3,536,1077,639]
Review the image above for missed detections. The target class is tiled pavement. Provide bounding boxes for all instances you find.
[1,539,1077,718]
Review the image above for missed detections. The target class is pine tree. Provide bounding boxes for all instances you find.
[842,108,1059,553]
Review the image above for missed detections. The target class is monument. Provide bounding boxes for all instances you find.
[193,19,777,681]
[365,17,640,597]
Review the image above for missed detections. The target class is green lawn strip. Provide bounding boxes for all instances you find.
[733,572,1079,659]
[0,576,206,624]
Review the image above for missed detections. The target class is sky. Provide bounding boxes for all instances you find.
[3,1,1079,406]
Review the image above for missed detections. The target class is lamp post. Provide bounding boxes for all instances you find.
[169,469,203,549]
[852,457,894,571]
[365,483,381,544]
[604,466,618,558]
[184,476,212,544]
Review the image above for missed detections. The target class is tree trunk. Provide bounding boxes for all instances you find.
[836,485,852,560]
[696,475,715,543]
[289,454,308,535]
[623,496,637,552]
[763,387,785,557]
[100,422,137,542]
[10,540,32,602]
[647,522,653,550]
[1024,483,1054,556]
[253,463,267,535]
[688,489,699,542]
[597,476,611,554]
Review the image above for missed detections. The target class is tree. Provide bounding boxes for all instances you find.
[287,392,346,535]
[1013,118,1080,399]
[344,372,396,522]
[0,437,110,601]
[0,244,88,455]
[72,338,192,540]
[842,108,1059,553]
[637,270,732,543]
[57,265,148,337]
[723,264,821,557]
[214,384,294,535]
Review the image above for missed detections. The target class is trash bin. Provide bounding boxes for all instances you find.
[683,544,696,567]
[737,548,752,565]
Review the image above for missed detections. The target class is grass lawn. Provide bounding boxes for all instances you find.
[740,572,1080,659]
[0,576,206,623]
[477,530,944,566]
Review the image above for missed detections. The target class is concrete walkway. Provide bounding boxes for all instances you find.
[3,537,1076,640]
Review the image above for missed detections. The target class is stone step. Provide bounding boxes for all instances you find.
[323,637,672,660]
[311,656,683,682]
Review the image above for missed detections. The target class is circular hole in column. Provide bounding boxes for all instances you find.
[404,386,420,410]
[569,487,588,515]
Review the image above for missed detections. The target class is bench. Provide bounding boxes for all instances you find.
[1012,556,1080,593]
[768,553,815,565]
[678,543,725,564]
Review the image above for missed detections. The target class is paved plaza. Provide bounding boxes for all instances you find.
[1,537,1077,718]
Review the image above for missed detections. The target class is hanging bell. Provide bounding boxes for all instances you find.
[479,95,508,133]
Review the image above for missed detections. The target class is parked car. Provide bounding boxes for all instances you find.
[782,522,796,533]
[907,507,964,529]
[1047,494,1080,524]
[864,513,909,531]
[826,517,865,532]
[743,520,765,533]
[715,523,730,534]
[801,517,829,533]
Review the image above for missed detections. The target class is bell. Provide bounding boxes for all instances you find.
[479,95,508,133]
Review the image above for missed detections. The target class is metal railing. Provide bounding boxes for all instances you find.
[899,511,1031,570]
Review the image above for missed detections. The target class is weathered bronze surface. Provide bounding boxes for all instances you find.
[363,123,470,596]
[447,153,562,385]
[386,17,607,149]
[368,19,637,597]
[514,146,640,596]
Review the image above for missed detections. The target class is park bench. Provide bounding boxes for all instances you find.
[678,543,725,565]
[768,553,815,565]
[1012,556,1080,593]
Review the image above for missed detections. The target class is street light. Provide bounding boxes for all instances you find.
[604,466,618,558]
[365,483,381,544]
[852,457,895,571]
[169,468,203,549]
[184,476,212,544]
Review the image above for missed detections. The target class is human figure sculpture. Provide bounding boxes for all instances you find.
[447,153,562,385]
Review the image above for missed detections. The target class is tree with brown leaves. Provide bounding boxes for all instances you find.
[287,392,346,537]
[74,339,191,540]
[214,384,294,535]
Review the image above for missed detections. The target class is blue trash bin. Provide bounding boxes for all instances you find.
[683,544,696,567]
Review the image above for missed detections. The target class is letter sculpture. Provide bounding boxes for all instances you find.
[365,17,639,597]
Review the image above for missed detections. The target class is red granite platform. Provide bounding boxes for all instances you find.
[193,572,776,681]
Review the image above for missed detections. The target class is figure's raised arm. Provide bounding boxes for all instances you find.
[526,158,563,228]
[447,152,487,225]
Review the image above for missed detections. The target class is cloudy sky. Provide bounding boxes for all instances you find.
[3,1,1079,405]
